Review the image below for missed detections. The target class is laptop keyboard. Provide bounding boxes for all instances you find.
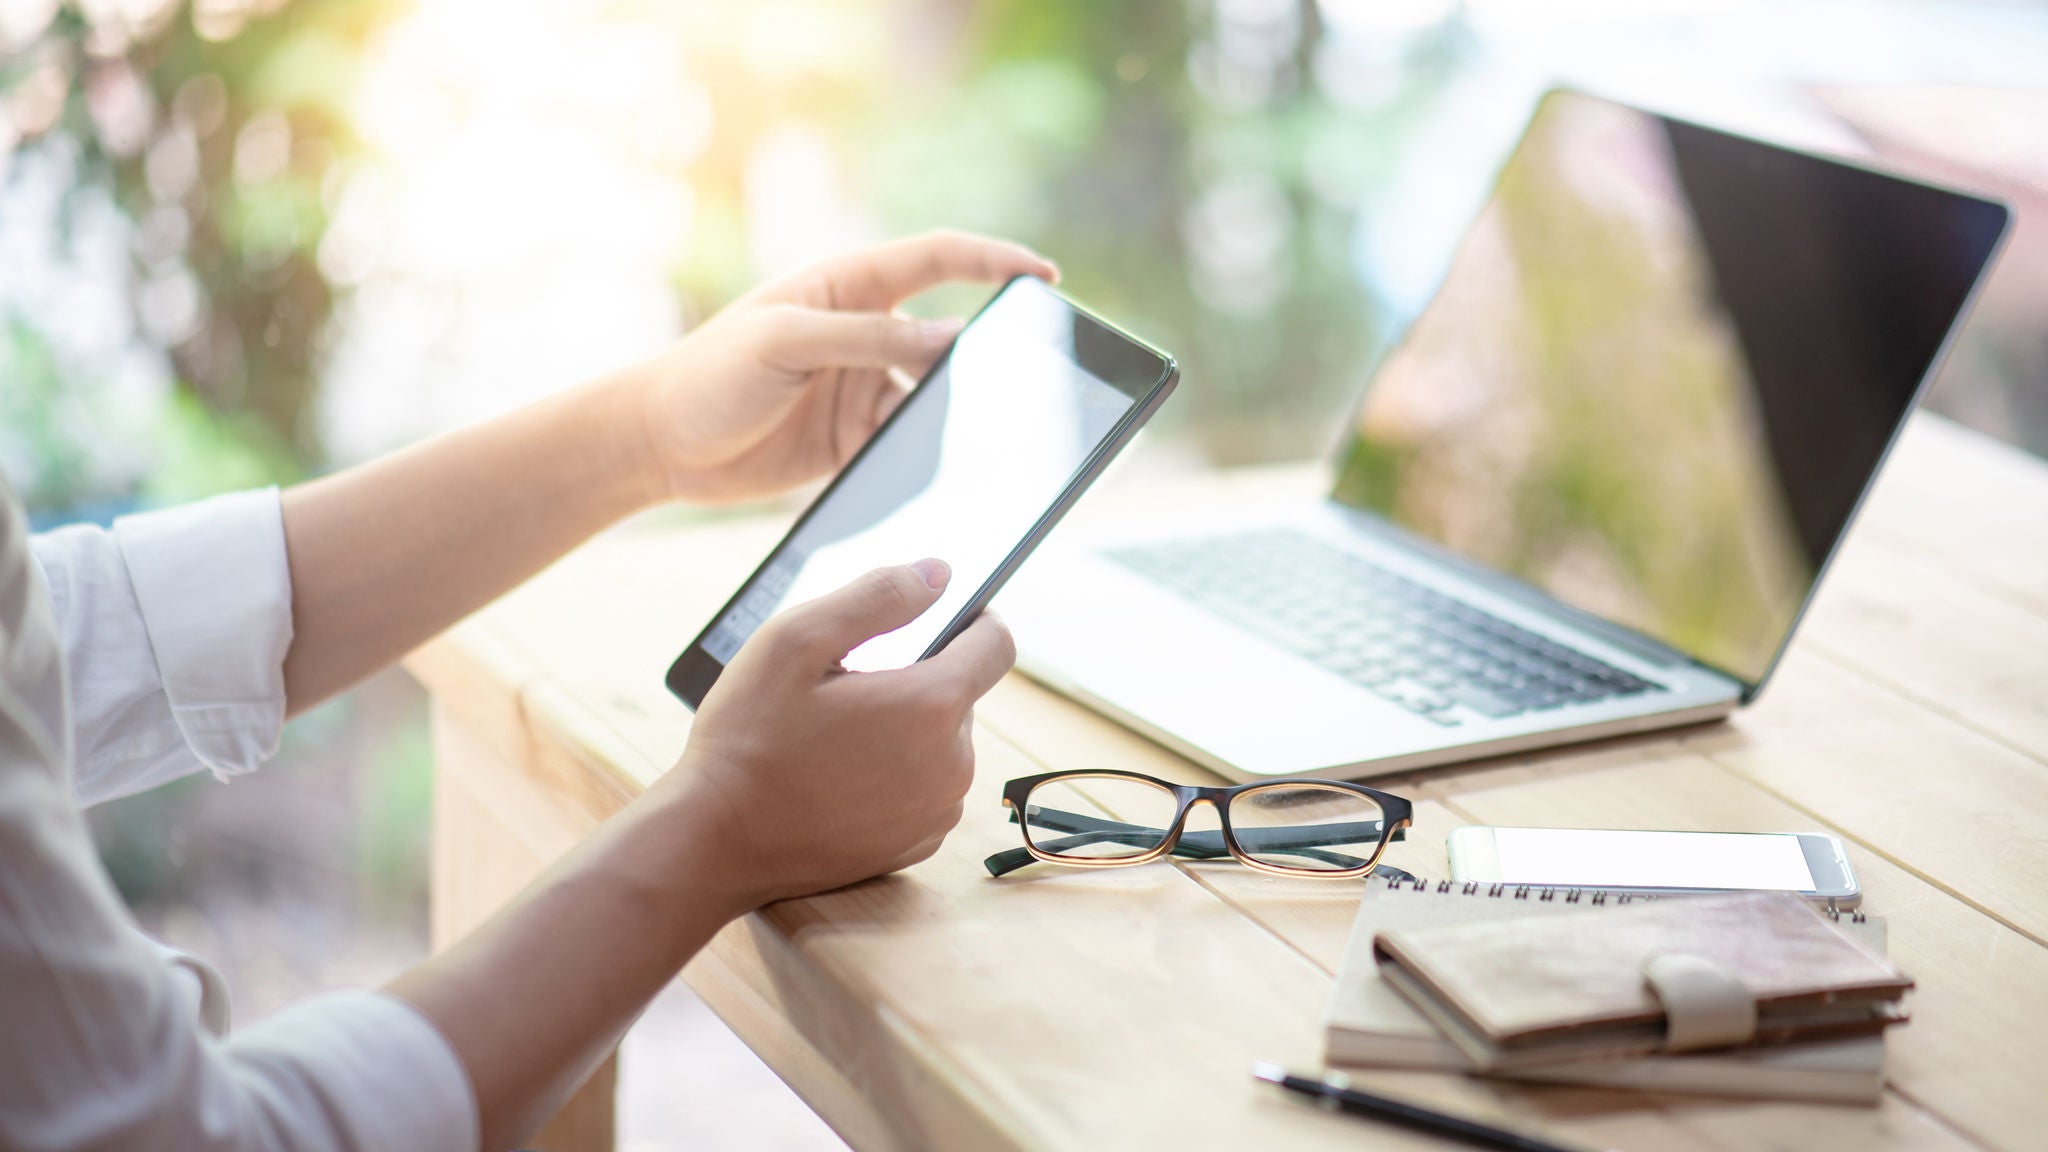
[1106,529,1664,728]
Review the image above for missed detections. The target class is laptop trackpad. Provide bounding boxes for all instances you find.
[1010,580,1442,776]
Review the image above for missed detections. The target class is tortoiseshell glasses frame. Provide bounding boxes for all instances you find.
[984,769,1416,881]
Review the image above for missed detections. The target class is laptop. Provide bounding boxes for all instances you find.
[1001,89,2010,782]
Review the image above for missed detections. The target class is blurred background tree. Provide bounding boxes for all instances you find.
[13,0,2039,518]
[1,0,395,515]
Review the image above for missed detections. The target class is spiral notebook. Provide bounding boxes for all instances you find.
[1325,877,1890,1104]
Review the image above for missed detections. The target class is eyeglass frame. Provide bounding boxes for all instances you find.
[986,769,1416,880]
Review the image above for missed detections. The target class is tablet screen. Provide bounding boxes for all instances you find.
[694,278,1163,673]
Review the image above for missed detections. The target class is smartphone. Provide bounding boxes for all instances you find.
[666,276,1178,708]
[1446,826,1861,907]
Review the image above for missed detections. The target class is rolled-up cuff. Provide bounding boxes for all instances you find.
[227,990,479,1152]
[113,488,293,781]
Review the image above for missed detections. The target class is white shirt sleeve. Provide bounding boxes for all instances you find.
[30,488,294,808]
[2,486,478,1152]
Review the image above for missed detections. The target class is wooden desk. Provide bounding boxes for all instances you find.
[406,413,2048,1152]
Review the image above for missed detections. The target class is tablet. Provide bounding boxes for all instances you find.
[666,276,1178,708]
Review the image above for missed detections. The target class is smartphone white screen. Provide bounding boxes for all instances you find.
[697,280,1146,672]
[1489,828,1817,891]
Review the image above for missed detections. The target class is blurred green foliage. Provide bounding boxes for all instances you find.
[354,701,433,912]
[141,389,303,503]
[660,0,1455,465]
[8,0,1473,506]
[2,318,92,510]
[4,0,382,513]
[854,1,1405,464]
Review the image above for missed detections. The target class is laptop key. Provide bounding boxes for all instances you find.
[1378,683,1451,712]
[1448,685,1524,719]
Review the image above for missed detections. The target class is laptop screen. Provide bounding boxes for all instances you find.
[1330,90,2008,688]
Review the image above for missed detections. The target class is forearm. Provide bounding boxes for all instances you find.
[387,769,752,1151]
[280,371,663,714]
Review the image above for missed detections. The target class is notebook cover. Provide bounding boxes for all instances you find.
[1373,891,1911,1070]
[1324,880,1890,1102]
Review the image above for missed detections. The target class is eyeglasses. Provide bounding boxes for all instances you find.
[985,769,1416,880]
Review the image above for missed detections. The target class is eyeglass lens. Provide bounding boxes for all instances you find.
[1226,783,1388,873]
[1018,774,1395,875]
[1020,774,1180,862]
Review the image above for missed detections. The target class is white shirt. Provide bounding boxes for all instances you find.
[0,480,477,1152]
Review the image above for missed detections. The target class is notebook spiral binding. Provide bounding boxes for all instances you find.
[1377,874,1869,922]
[1822,898,1868,923]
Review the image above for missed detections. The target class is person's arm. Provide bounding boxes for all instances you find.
[281,230,1056,714]
[2,485,474,1152]
[389,559,1014,1149]
[333,231,1049,1146]
[278,378,653,713]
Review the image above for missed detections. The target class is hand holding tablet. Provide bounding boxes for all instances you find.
[667,276,1177,707]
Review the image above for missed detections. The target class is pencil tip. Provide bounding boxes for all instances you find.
[1250,1061,1288,1084]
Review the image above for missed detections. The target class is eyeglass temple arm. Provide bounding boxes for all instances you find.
[980,834,1368,878]
[983,807,1414,879]
[982,837,1417,880]
[1016,805,1406,848]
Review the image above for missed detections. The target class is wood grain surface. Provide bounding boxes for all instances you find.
[407,413,2048,1152]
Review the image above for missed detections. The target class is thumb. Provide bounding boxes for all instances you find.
[759,306,964,376]
[910,609,1016,702]
[771,559,951,662]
